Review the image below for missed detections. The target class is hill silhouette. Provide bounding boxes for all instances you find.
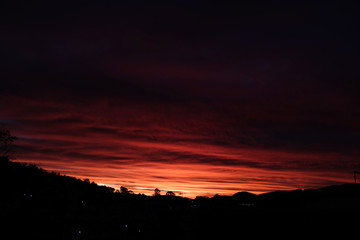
[1,158,360,239]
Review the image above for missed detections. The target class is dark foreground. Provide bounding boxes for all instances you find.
[1,159,359,239]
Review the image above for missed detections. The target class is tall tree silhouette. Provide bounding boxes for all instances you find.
[154,188,161,196]
[0,129,16,160]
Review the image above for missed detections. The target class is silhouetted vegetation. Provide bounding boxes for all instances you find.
[0,128,16,159]
[154,188,161,196]
[120,186,133,195]
[166,191,175,197]
[2,158,360,239]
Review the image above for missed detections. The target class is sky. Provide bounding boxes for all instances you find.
[1,1,359,198]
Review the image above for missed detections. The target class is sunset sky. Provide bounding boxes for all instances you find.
[1,1,359,198]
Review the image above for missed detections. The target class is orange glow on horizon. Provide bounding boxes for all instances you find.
[6,97,358,199]
[15,139,353,198]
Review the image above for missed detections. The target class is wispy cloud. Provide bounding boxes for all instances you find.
[3,95,357,197]
[1,2,358,197]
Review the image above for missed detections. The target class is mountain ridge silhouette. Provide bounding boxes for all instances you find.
[2,158,359,239]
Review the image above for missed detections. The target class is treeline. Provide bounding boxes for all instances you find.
[1,158,193,239]
[1,156,180,200]
[1,129,360,239]
[2,158,360,239]
[3,157,360,209]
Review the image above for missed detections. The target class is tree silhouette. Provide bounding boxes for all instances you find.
[120,186,133,194]
[166,191,175,197]
[154,188,161,196]
[0,129,17,160]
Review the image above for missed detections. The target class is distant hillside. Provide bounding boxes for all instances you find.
[229,185,360,209]
[1,158,117,205]
[257,184,360,209]
[1,159,191,239]
[2,158,360,239]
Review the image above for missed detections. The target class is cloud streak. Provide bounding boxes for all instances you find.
[1,1,359,198]
[1,96,357,198]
